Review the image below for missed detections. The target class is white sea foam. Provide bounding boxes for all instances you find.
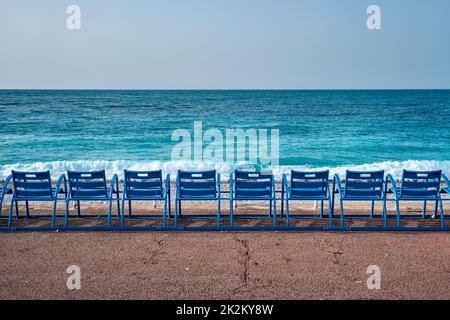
[271,160,450,179]
[1,159,449,181]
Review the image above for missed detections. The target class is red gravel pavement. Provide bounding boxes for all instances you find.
[0,232,449,300]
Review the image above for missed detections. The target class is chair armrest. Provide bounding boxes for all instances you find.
[282,174,288,188]
[271,176,276,198]
[282,174,288,198]
[175,174,180,199]
[229,173,233,199]
[54,174,67,198]
[217,173,221,198]
[165,174,170,197]
[332,174,342,194]
[109,174,119,198]
[386,174,397,193]
[442,174,450,194]
[0,175,12,214]
[1,175,12,195]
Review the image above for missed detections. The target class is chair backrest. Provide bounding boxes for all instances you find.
[234,170,273,198]
[400,170,441,198]
[12,171,53,198]
[67,170,107,198]
[344,170,384,198]
[124,170,163,197]
[178,170,217,198]
[290,170,329,198]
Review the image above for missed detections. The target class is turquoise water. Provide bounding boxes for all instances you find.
[0,90,449,178]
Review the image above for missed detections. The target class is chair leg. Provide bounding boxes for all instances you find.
[15,201,19,219]
[433,200,438,219]
[8,197,15,228]
[439,199,444,229]
[339,198,344,227]
[64,200,70,228]
[174,199,178,227]
[320,200,324,218]
[168,191,172,218]
[269,200,272,217]
[370,201,374,219]
[383,198,387,228]
[273,197,277,227]
[281,189,284,218]
[77,200,81,218]
[395,200,401,228]
[328,198,333,228]
[163,196,167,228]
[229,198,233,227]
[25,201,30,218]
[128,200,132,217]
[330,192,335,218]
[217,197,221,228]
[116,197,120,218]
[422,200,427,219]
[52,199,58,228]
[107,199,112,228]
[285,197,289,227]
[120,199,126,227]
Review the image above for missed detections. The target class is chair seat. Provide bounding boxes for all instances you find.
[15,194,55,200]
[125,189,162,198]
[288,187,328,200]
[178,194,218,200]
[340,190,383,200]
[70,188,115,200]
[289,194,328,200]
[70,195,110,200]
[15,188,59,200]
[124,195,164,200]
[391,188,439,200]
[234,195,273,200]
[235,189,272,198]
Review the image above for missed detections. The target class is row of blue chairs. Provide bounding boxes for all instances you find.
[0,169,449,231]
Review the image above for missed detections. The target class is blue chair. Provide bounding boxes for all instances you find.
[0,175,12,225]
[443,174,450,217]
[386,170,444,228]
[7,171,67,229]
[121,170,170,228]
[282,170,332,227]
[65,170,120,228]
[230,170,276,227]
[333,170,386,228]
[443,174,450,203]
[175,170,221,227]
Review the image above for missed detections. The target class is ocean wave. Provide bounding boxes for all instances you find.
[1,159,449,180]
[271,160,450,179]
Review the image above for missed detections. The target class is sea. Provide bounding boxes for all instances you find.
[1,90,449,179]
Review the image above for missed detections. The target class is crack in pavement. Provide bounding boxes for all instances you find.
[148,235,166,265]
[155,236,166,247]
[232,237,251,294]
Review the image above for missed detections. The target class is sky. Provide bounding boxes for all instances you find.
[0,0,449,89]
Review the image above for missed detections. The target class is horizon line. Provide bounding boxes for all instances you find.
[1,88,450,91]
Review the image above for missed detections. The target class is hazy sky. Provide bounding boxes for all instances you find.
[0,0,449,89]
